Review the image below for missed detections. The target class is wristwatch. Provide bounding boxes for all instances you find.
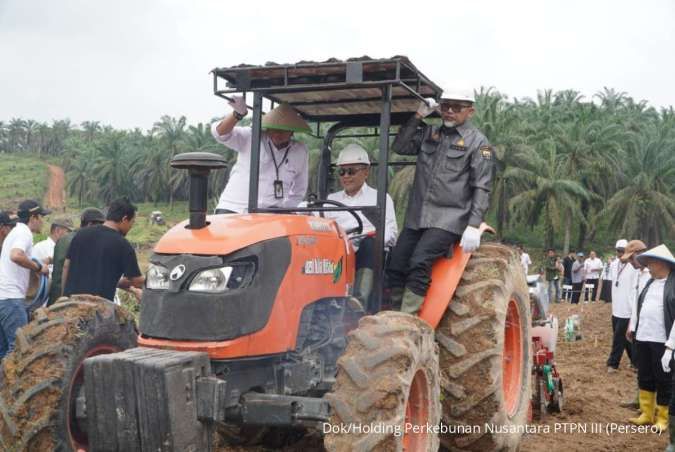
[233,110,246,121]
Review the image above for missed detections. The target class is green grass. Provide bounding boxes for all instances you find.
[0,154,49,211]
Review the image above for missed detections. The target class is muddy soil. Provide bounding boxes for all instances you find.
[44,164,65,210]
[219,302,669,452]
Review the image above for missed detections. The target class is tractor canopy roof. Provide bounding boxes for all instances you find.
[211,56,442,125]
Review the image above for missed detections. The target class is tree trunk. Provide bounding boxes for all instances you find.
[577,198,589,251]
[563,213,571,255]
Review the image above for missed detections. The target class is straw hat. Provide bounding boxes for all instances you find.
[637,244,675,268]
[262,104,311,134]
[620,240,647,263]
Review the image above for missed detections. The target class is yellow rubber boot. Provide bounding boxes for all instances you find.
[654,405,669,433]
[629,390,655,425]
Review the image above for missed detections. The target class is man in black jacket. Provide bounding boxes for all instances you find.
[387,88,494,314]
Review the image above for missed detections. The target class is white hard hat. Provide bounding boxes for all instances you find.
[336,144,370,166]
[440,86,475,103]
[615,239,628,249]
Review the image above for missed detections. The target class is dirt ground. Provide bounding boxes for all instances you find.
[520,301,668,452]
[44,164,65,210]
[219,302,669,452]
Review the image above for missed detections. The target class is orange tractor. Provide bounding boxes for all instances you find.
[0,57,532,451]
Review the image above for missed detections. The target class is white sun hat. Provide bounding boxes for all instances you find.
[615,239,628,249]
[439,85,475,103]
[637,244,675,268]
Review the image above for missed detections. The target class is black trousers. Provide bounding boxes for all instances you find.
[214,208,236,214]
[601,280,613,303]
[571,282,582,304]
[386,227,460,296]
[636,340,672,406]
[607,316,633,368]
[586,278,599,300]
[355,236,375,271]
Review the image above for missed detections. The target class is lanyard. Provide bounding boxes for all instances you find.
[268,138,291,180]
[615,262,627,287]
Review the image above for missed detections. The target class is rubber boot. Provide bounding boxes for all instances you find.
[400,288,425,315]
[629,390,656,425]
[665,414,675,452]
[354,268,374,307]
[654,405,669,433]
[389,287,404,310]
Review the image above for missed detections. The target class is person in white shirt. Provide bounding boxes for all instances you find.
[518,245,532,275]
[571,252,585,304]
[32,217,73,277]
[606,239,636,372]
[583,250,603,302]
[600,239,628,303]
[625,244,675,433]
[0,200,51,359]
[322,144,397,306]
[211,96,310,213]
[0,211,17,252]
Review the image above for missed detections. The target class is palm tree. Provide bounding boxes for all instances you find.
[153,115,187,208]
[8,118,26,152]
[67,147,98,207]
[94,132,132,203]
[81,121,102,142]
[598,126,675,246]
[505,146,595,250]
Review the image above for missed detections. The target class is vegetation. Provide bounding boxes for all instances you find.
[1,87,673,252]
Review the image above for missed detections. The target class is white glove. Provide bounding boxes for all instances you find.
[459,226,481,253]
[416,98,438,118]
[662,348,673,373]
[229,95,247,116]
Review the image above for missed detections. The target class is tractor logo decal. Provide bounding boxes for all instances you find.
[302,257,343,283]
[169,264,186,281]
[332,257,343,283]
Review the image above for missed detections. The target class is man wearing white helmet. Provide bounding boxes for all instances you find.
[211,96,310,213]
[323,144,398,305]
[606,238,637,373]
[388,87,494,314]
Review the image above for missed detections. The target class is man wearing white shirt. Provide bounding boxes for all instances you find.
[324,144,398,305]
[606,239,637,373]
[32,217,73,277]
[626,244,675,434]
[0,200,50,359]
[211,96,310,213]
[518,245,532,275]
[584,250,603,302]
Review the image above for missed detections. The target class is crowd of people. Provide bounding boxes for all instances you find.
[0,198,144,360]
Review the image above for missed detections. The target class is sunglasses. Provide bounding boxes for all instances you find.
[440,103,471,113]
[338,167,365,177]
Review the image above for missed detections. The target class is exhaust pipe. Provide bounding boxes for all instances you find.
[171,152,228,229]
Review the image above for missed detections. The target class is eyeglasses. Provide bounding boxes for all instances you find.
[338,167,365,177]
[440,103,471,113]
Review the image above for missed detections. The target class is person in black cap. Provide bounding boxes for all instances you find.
[0,200,51,359]
[0,211,17,252]
[48,207,105,305]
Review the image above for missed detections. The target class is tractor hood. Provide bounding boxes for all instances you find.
[154,214,340,256]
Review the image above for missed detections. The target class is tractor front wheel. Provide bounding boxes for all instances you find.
[0,295,137,451]
[324,311,440,452]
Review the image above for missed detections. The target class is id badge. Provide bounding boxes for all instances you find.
[273,180,284,199]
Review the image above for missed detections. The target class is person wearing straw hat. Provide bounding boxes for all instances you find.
[323,144,398,306]
[387,87,494,314]
[211,96,311,214]
[627,244,675,433]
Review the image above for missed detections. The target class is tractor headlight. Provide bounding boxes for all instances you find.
[146,263,170,290]
[189,266,234,293]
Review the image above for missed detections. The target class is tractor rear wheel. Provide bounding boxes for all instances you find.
[0,295,137,451]
[324,311,440,452]
[436,243,531,451]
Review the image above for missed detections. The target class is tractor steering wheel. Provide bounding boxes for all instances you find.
[307,199,364,235]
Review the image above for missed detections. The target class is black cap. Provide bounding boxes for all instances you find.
[80,207,105,225]
[0,211,17,226]
[17,200,51,219]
